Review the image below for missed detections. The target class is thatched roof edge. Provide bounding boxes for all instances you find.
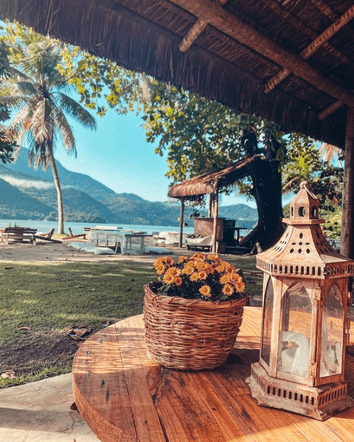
[168,155,260,199]
[0,0,347,148]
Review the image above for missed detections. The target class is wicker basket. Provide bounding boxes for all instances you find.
[143,282,248,371]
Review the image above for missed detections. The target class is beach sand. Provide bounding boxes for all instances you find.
[0,238,187,264]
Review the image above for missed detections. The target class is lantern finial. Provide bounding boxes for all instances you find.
[289,180,320,221]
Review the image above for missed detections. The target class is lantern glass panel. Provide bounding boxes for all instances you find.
[277,282,312,378]
[261,278,274,366]
[320,284,343,378]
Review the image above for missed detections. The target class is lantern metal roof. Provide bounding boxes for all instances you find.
[256,182,354,279]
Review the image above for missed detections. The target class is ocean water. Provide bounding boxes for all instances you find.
[0,219,194,236]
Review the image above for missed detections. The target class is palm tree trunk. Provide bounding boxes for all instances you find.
[49,153,64,234]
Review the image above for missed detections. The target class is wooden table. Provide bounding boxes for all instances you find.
[0,227,37,244]
[72,307,354,442]
[89,230,152,254]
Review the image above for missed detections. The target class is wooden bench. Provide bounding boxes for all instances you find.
[1,227,37,244]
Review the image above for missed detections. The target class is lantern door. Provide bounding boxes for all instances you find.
[317,279,348,386]
[259,274,274,371]
[276,280,317,386]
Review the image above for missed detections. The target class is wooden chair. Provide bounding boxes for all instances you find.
[34,228,61,243]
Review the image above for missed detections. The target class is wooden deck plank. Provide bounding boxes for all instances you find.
[72,326,138,442]
[73,307,354,442]
[115,316,167,442]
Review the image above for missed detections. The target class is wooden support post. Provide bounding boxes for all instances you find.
[341,107,354,259]
[179,198,185,248]
[212,191,219,253]
[208,194,213,218]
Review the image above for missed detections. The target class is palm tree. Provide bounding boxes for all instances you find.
[318,143,343,167]
[0,29,96,233]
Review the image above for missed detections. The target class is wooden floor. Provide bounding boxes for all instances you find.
[72,307,354,442]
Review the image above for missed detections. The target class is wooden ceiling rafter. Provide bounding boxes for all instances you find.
[264,3,354,95]
[308,0,354,120]
[265,0,350,66]
[179,0,228,53]
[169,0,354,107]
[310,0,339,20]
[318,100,344,120]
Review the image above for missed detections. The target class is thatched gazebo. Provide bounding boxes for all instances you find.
[168,155,259,251]
[2,0,354,256]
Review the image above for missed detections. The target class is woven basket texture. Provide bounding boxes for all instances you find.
[143,282,248,370]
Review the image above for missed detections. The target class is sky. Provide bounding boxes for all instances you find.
[54,106,258,208]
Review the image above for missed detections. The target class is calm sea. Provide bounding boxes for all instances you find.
[0,219,194,236]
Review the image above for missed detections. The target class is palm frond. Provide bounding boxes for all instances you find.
[0,94,31,111]
[54,108,76,155]
[15,81,37,96]
[57,92,96,130]
[8,106,32,135]
[318,143,342,167]
[29,99,53,144]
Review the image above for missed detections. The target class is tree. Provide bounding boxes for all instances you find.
[0,40,16,163]
[140,81,288,250]
[0,23,96,233]
[62,47,343,249]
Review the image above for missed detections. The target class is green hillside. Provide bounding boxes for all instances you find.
[0,151,258,226]
[0,178,53,220]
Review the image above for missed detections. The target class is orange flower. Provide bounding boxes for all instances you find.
[205,264,215,274]
[195,261,207,270]
[198,270,208,280]
[163,272,175,284]
[206,253,221,262]
[154,257,163,269]
[192,253,205,261]
[178,256,188,264]
[163,256,175,266]
[220,273,231,285]
[174,276,183,286]
[215,264,226,273]
[154,258,166,275]
[181,263,195,275]
[235,281,245,292]
[190,272,200,282]
[222,284,234,296]
[166,267,181,277]
[199,285,211,297]
[155,263,166,275]
[229,273,244,290]
[163,267,180,284]
[225,263,237,273]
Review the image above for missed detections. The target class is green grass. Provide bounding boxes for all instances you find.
[0,255,261,387]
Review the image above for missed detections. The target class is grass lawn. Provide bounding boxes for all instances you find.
[0,255,262,388]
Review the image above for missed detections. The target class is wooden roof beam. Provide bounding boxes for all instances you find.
[310,0,337,20]
[318,100,343,121]
[179,0,228,53]
[262,0,349,66]
[265,3,354,93]
[169,0,354,106]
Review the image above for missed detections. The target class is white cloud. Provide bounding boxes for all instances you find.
[0,175,54,190]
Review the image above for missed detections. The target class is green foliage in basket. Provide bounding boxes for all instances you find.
[153,253,246,302]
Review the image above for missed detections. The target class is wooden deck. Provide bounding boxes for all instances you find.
[72,307,354,441]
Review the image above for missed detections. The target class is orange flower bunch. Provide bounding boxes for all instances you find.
[153,253,245,302]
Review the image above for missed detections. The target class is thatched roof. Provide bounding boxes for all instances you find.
[1,0,354,148]
[168,155,259,199]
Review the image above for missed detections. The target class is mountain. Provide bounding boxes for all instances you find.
[7,148,116,202]
[0,150,258,226]
[0,177,54,220]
